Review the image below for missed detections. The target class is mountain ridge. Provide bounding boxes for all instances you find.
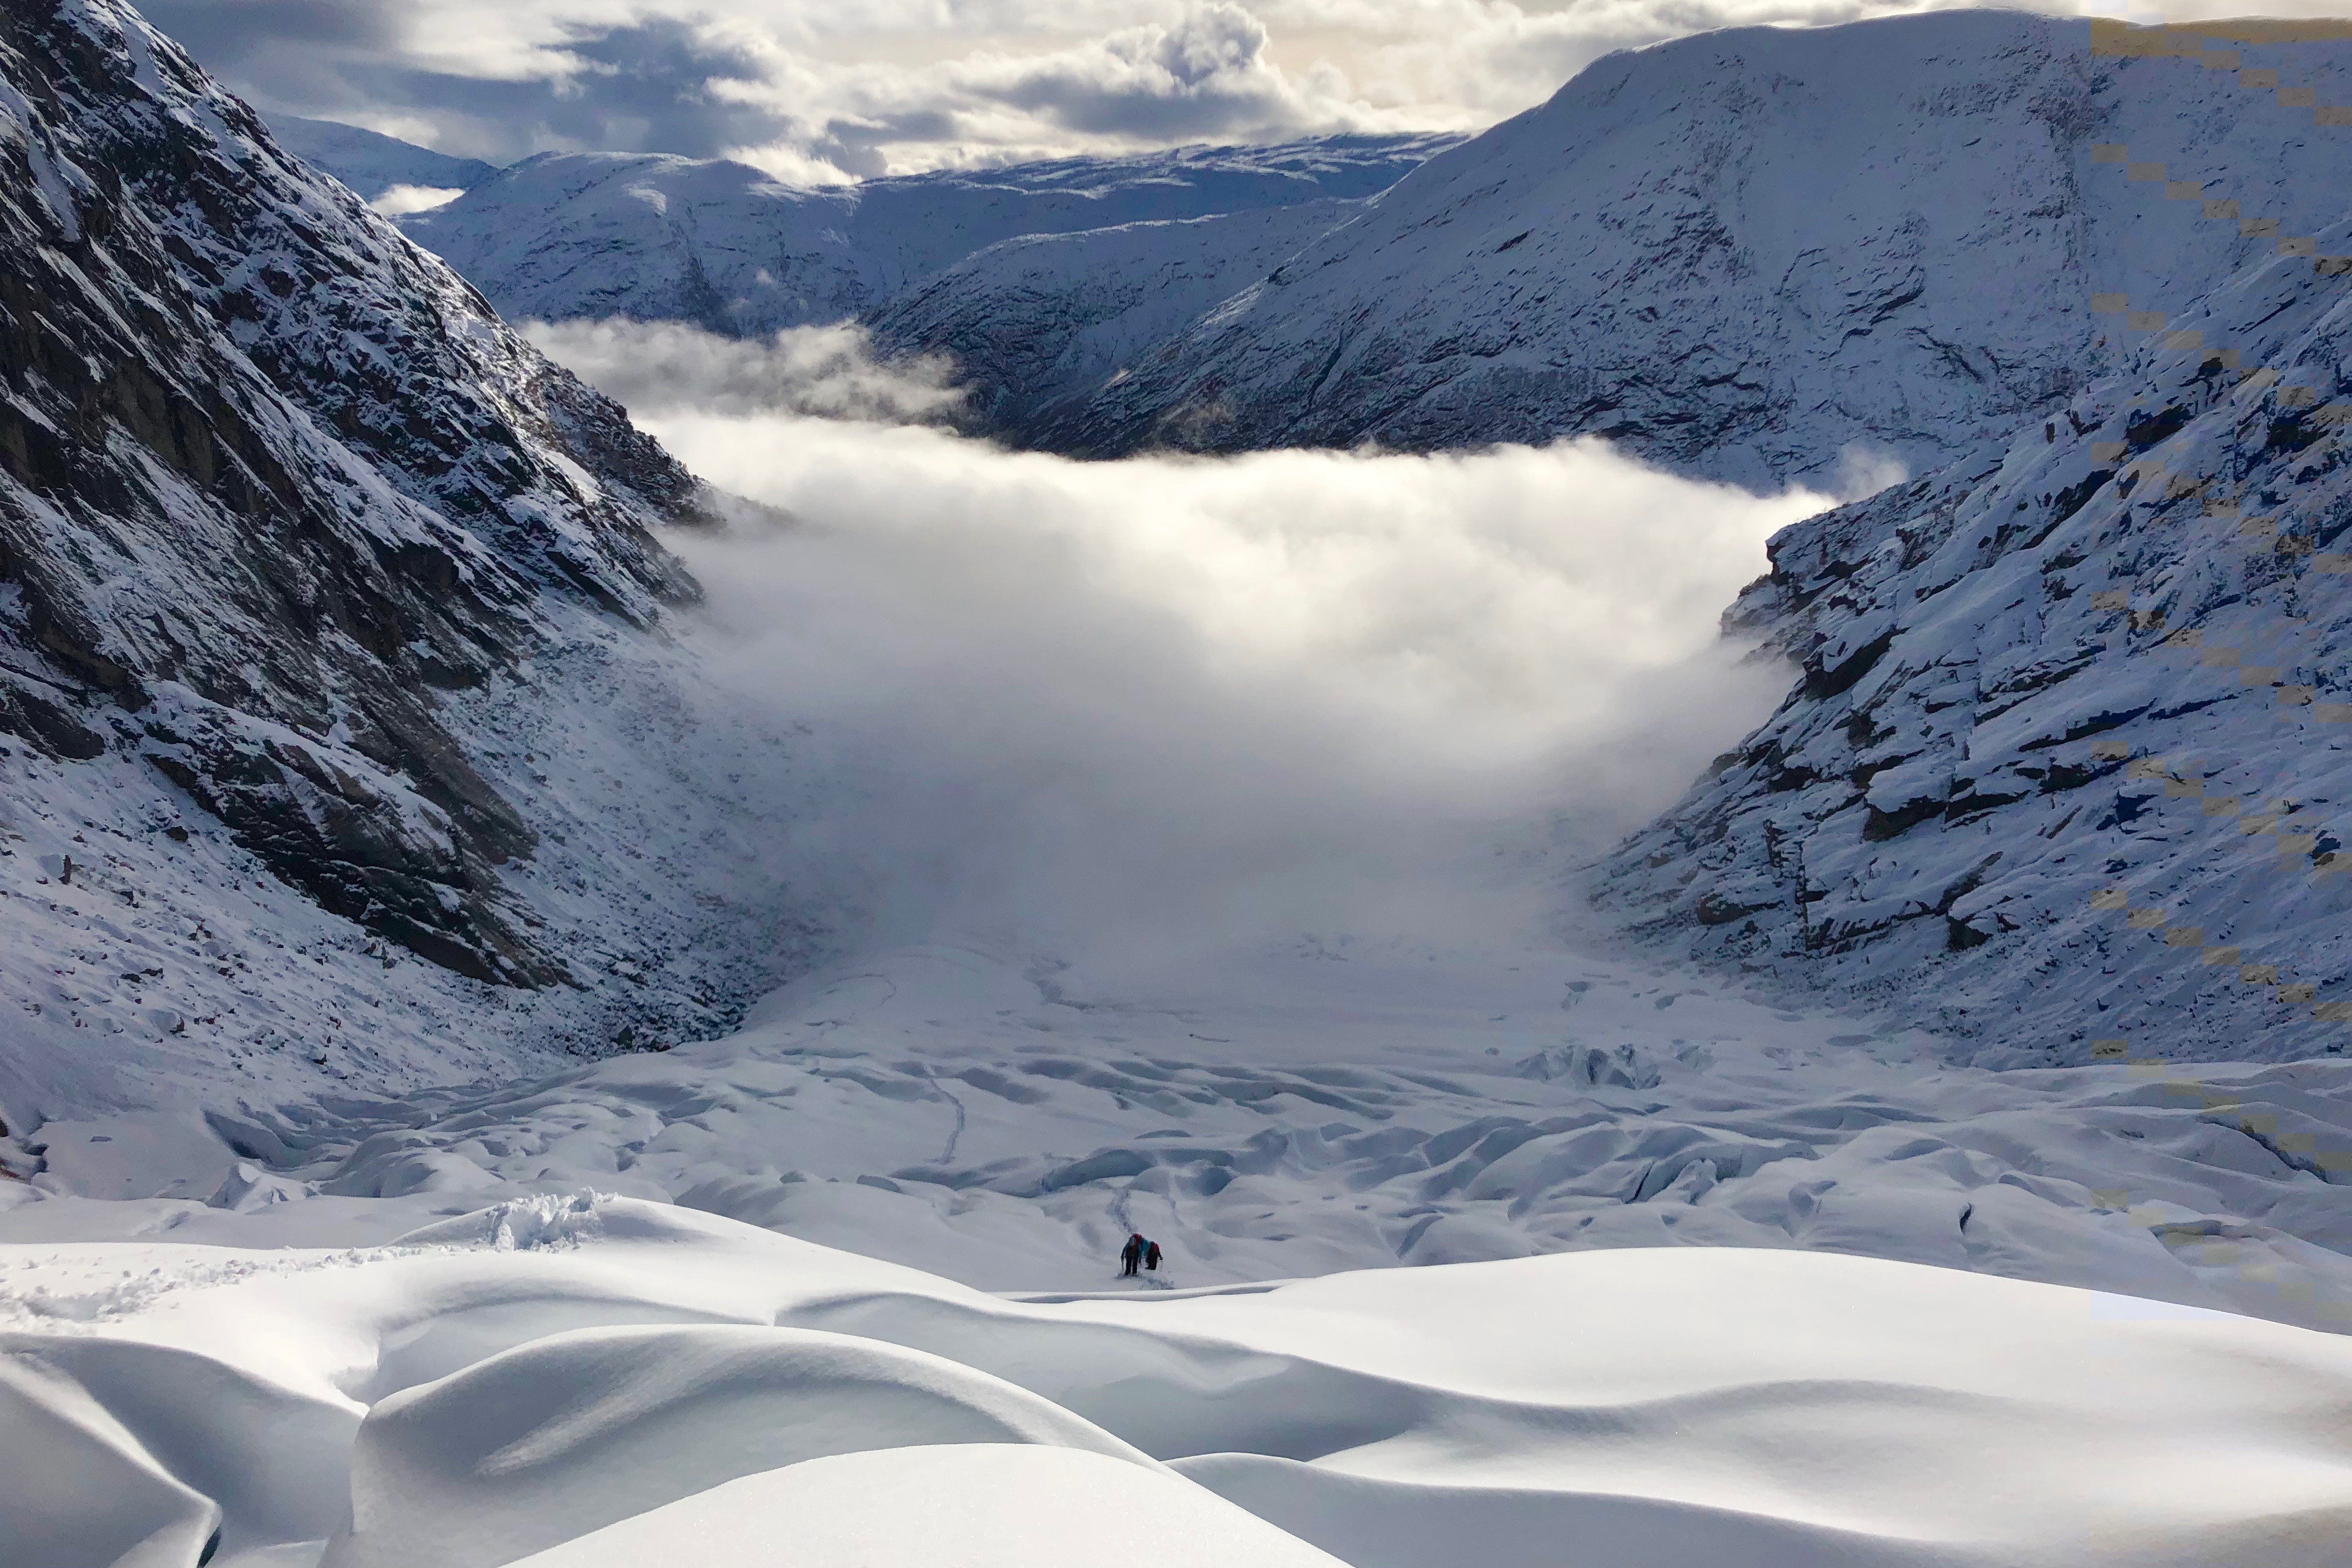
[266,114,498,202]
[1595,173,2352,1063]
[1023,10,2352,484]
[398,133,1462,341]
[0,0,803,1122]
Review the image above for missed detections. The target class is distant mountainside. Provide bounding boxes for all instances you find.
[384,13,2352,492]
[864,199,1364,442]
[398,134,1463,339]
[1020,12,2352,485]
[0,0,800,1121]
[1596,117,2352,1065]
[267,114,498,201]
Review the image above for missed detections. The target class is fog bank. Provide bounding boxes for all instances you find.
[536,323,1835,967]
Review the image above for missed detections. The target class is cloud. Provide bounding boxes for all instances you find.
[522,320,967,424]
[368,183,466,215]
[136,0,405,107]
[536,321,1828,965]
[147,0,2078,176]
[972,4,1315,138]
[726,5,1397,178]
[302,15,803,164]
[176,1,2319,185]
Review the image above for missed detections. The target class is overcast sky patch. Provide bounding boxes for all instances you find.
[143,0,2267,179]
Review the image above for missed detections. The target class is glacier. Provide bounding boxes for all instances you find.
[4,7,2352,1568]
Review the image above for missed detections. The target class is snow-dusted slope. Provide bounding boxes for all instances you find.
[266,116,496,203]
[1047,12,2352,485]
[866,200,1364,443]
[4,1195,2349,1568]
[1597,107,2352,1064]
[0,1,806,1125]
[398,135,1460,339]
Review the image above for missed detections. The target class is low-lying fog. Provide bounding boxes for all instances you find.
[533,321,1845,971]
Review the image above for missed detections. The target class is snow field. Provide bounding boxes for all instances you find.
[508,1447,1351,1568]
[4,1195,2350,1567]
[9,938,2351,1334]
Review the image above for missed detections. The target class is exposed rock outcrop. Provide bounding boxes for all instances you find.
[0,0,707,985]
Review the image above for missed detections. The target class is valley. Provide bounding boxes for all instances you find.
[4,5,2352,1567]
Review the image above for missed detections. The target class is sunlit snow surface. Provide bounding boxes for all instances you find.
[6,936,2352,1566]
[5,1188,2350,1568]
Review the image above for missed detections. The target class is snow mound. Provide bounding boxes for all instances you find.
[3,1199,2349,1567]
[329,1323,1154,1567]
[509,1445,1349,1568]
[0,1331,356,1568]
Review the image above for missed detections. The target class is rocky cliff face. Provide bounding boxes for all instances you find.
[0,1,803,1120]
[0,0,711,985]
[1595,144,2352,1065]
[1024,13,2352,487]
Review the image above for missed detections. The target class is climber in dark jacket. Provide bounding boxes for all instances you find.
[1144,1239,1163,1272]
[1120,1233,1144,1276]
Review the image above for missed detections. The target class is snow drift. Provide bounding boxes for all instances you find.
[3,1196,2348,1568]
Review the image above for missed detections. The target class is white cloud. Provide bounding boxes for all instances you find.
[537,321,1829,962]
[368,182,466,215]
[153,0,2158,177]
[523,321,967,424]
[169,1,2335,180]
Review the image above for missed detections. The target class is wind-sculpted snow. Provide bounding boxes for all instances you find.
[2,1192,2348,1567]
[328,1323,1157,1567]
[510,1448,1350,1568]
[1042,13,2352,486]
[1598,166,2352,1065]
[400,134,1461,341]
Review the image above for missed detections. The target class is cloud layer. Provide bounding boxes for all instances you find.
[538,323,1833,965]
[144,0,2165,178]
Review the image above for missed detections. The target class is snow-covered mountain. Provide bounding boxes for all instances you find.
[356,14,2352,492]
[971,12,2352,485]
[864,199,1364,443]
[6,13,2352,1560]
[265,115,497,204]
[0,0,804,1124]
[1597,81,2352,1065]
[398,135,1461,340]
